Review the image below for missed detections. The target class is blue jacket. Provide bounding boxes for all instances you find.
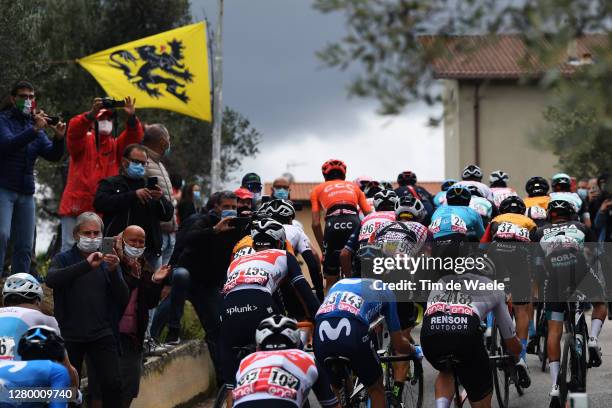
[0,108,64,194]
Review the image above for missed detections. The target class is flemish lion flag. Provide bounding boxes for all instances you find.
[77,22,211,121]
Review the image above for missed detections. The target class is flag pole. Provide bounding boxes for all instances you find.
[210,0,224,193]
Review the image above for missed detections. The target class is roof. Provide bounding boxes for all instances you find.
[420,34,610,80]
[264,181,442,202]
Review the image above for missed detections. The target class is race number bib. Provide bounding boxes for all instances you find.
[317,291,364,316]
[0,337,16,360]
[494,222,530,242]
[528,205,547,220]
[233,366,300,401]
[223,267,270,293]
[429,218,442,234]
[358,222,377,242]
[450,214,467,234]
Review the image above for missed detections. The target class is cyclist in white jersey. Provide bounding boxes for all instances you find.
[488,170,518,208]
[233,315,339,408]
[0,274,59,360]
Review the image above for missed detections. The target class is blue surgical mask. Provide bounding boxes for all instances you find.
[193,190,201,200]
[221,209,237,218]
[126,162,145,179]
[272,188,289,200]
[577,188,588,201]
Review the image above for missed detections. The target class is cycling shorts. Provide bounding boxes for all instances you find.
[487,242,532,304]
[397,301,418,330]
[420,324,491,403]
[323,213,360,276]
[314,316,381,388]
[220,289,277,387]
[431,233,468,260]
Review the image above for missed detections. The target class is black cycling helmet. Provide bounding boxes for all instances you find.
[397,171,417,186]
[551,173,571,192]
[373,190,399,211]
[489,170,509,187]
[441,179,457,192]
[547,199,575,220]
[18,325,65,363]
[462,164,483,181]
[446,186,472,206]
[499,196,526,215]
[251,218,286,249]
[525,176,549,197]
[364,181,382,198]
[260,199,295,224]
[255,315,300,351]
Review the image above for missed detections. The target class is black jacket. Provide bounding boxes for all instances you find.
[93,175,174,256]
[46,246,129,343]
[176,212,246,287]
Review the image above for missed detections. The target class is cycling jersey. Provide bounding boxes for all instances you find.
[469,196,493,219]
[433,191,447,207]
[343,211,396,253]
[367,221,432,257]
[524,195,550,209]
[310,180,371,215]
[233,349,337,408]
[480,213,536,243]
[454,181,493,200]
[283,224,312,254]
[532,220,592,257]
[490,187,517,208]
[429,205,485,240]
[232,236,295,259]
[0,360,70,408]
[315,278,400,332]
[0,307,60,361]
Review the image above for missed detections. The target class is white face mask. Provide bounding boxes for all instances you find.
[77,236,102,253]
[123,240,145,259]
[98,120,113,135]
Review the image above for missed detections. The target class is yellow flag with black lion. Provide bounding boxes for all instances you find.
[77,22,211,121]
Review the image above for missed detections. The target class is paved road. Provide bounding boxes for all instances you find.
[195,313,612,407]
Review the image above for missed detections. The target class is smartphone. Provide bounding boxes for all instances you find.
[100,237,115,255]
[228,217,251,230]
[147,176,158,190]
[46,116,60,126]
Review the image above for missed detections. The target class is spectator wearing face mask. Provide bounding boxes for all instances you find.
[270,177,291,200]
[88,225,170,407]
[177,183,202,224]
[93,144,174,264]
[0,81,66,277]
[46,211,128,407]
[58,97,143,253]
[241,172,262,207]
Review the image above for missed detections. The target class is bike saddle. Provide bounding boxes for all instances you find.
[435,353,461,370]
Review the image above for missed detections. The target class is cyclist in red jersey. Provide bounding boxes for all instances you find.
[311,159,372,292]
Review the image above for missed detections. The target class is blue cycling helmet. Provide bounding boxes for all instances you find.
[441,179,457,192]
[446,186,472,206]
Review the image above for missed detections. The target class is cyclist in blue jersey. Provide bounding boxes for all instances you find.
[0,274,59,361]
[429,186,485,242]
[0,326,76,408]
[314,278,422,408]
[433,179,457,208]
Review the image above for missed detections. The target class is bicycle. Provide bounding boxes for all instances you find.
[532,302,549,372]
[433,353,467,408]
[213,345,256,408]
[488,316,524,408]
[380,347,424,408]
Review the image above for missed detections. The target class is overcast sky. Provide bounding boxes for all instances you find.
[191,0,443,185]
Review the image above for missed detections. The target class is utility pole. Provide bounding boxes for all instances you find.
[210,0,224,193]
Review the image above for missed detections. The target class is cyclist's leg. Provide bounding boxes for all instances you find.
[322,214,359,290]
[365,377,386,408]
[391,301,417,398]
[546,304,564,388]
[434,371,455,406]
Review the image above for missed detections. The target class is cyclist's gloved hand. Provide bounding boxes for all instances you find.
[412,345,423,360]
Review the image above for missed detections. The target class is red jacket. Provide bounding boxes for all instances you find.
[59,113,144,217]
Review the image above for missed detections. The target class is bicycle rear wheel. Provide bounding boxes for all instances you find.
[490,324,510,408]
[213,384,230,408]
[558,334,573,406]
[402,359,424,408]
[537,308,548,372]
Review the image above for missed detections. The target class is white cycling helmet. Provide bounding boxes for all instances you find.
[261,199,295,224]
[255,315,301,350]
[251,218,286,249]
[373,190,399,211]
[489,170,509,185]
[462,164,483,181]
[3,273,43,302]
[394,195,425,222]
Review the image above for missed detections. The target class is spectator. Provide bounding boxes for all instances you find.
[141,124,177,270]
[177,183,202,224]
[234,187,254,215]
[89,225,170,407]
[46,212,128,407]
[241,172,262,206]
[0,81,66,276]
[270,176,291,200]
[58,96,143,252]
[93,144,174,267]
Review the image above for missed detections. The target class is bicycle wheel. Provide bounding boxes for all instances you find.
[213,384,230,408]
[537,308,548,372]
[402,359,424,408]
[558,334,574,406]
[489,324,510,408]
[574,319,588,392]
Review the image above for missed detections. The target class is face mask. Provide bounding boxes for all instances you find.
[123,240,145,259]
[126,162,145,179]
[221,209,237,218]
[237,206,251,216]
[98,120,113,135]
[272,188,289,200]
[77,236,102,253]
[16,99,35,116]
[193,190,201,200]
[577,188,588,201]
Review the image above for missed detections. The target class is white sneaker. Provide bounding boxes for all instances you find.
[549,384,560,398]
[588,337,602,367]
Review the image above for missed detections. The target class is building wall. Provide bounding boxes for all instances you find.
[444,80,559,191]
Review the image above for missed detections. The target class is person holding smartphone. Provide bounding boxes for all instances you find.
[0,80,66,277]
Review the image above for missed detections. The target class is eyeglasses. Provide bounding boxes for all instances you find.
[128,159,147,166]
[16,94,35,100]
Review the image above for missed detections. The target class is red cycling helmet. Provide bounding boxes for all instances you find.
[321,159,347,176]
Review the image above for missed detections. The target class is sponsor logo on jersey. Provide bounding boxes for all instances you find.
[318,318,352,341]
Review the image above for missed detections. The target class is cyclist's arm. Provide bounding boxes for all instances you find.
[382,292,413,355]
[471,210,486,239]
[357,190,372,215]
[339,248,353,278]
[310,189,325,251]
[301,249,324,301]
[48,362,71,408]
[493,294,521,359]
[312,359,341,408]
[287,253,321,318]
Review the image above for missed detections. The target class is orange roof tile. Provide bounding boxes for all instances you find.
[419,34,610,80]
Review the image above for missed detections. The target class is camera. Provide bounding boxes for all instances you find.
[101,97,126,109]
